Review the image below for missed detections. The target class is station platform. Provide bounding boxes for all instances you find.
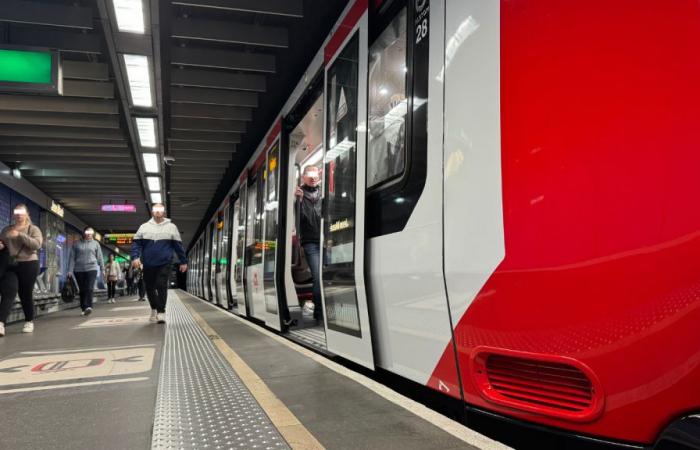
[0,290,509,450]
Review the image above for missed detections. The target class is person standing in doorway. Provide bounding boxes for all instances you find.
[68,227,105,316]
[0,204,43,336]
[295,165,323,324]
[131,203,187,324]
[105,254,120,303]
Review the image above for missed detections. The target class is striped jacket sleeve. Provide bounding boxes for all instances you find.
[171,224,187,264]
[131,224,145,261]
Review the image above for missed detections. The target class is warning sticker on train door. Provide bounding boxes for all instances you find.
[0,347,155,386]
[74,316,151,328]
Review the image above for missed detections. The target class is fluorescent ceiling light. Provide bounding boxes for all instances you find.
[123,54,153,108]
[135,117,156,148]
[150,192,162,203]
[142,153,160,173]
[147,176,161,192]
[113,0,145,34]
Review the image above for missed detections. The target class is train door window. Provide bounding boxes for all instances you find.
[323,33,362,335]
[264,143,280,314]
[367,7,408,189]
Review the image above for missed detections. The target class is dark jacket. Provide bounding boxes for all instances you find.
[299,185,321,245]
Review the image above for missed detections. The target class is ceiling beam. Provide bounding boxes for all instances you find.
[169,130,241,143]
[171,0,302,17]
[172,17,288,48]
[0,146,127,155]
[0,153,129,161]
[23,169,135,177]
[63,80,115,99]
[0,111,119,129]
[171,86,257,107]
[8,26,102,53]
[171,68,265,92]
[62,61,110,81]
[33,177,137,184]
[0,138,127,147]
[19,161,134,170]
[170,103,252,121]
[171,46,275,73]
[171,153,232,160]
[171,117,246,133]
[0,0,93,29]
[0,125,124,140]
[0,95,117,115]
[169,141,235,152]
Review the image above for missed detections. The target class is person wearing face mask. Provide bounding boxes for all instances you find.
[68,227,105,316]
[0,204,43,336]
[295,165,323,324]
[131,203,187,324]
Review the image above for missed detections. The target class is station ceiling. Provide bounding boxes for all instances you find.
[0,0,348,246]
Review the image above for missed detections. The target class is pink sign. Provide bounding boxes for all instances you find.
[101,204,136,213]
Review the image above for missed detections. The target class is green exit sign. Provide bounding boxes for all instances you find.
[0,47,61,94]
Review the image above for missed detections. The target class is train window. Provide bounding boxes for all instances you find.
[367,7,408,190]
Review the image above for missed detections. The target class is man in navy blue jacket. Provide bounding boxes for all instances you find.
[131,204,187,324]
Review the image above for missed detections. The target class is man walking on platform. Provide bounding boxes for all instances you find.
[131,203,187,324]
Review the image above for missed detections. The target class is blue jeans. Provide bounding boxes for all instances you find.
[75,270,97,311]
[302,242,322,320]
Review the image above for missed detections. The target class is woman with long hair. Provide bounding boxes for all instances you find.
[0,204,43,337]
[68,227,105,316]
[105,253,120,303]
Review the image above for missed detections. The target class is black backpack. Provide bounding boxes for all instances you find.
[61,276,77,302]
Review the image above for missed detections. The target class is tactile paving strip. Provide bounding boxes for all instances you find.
[151,293,290,450]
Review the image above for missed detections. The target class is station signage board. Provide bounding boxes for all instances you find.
[101,204,137,213]
[105,233,135,245]
[0,47,61,95]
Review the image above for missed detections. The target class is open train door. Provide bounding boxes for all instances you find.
[321,1,375,369]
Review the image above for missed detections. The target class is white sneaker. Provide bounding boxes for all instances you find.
[84,307,92,316]
[0,322,5,337]
[156,313,165,324]
[150,309,157,323]
[22,321,34,333]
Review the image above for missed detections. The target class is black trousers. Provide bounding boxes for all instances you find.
[137,278,146,299]
[107,280,117,298]
[74,270,97,311]
[0,260,39,323]
[143,265,170,313]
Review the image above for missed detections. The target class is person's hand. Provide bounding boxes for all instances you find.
[131,258,141,268]
[0,241,5,251]
[67,272,73,278]
[295,186,303,200]
[179,264,188,273]
[6,229,19,238]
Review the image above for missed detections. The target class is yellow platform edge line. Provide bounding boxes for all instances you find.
[180,299,326,450]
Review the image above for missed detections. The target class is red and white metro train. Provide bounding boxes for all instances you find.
[186,0,700,447]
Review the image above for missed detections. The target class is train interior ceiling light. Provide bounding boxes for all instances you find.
[136,117,157,148]
[142,153,160,174]
[112,0,146,34]
[123,54,153,108]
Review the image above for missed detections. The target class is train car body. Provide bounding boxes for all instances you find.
[187,0,700,447]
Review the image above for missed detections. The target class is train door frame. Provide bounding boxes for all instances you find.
[320,3,375,369]
[236,182,249,316]
[244,163,266,321]
[262,131,283,331]
[208,220,217,303]
[225,192,237,311]
[215,205,229,308]
[203,223,211,301]
[279,70,325,343]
